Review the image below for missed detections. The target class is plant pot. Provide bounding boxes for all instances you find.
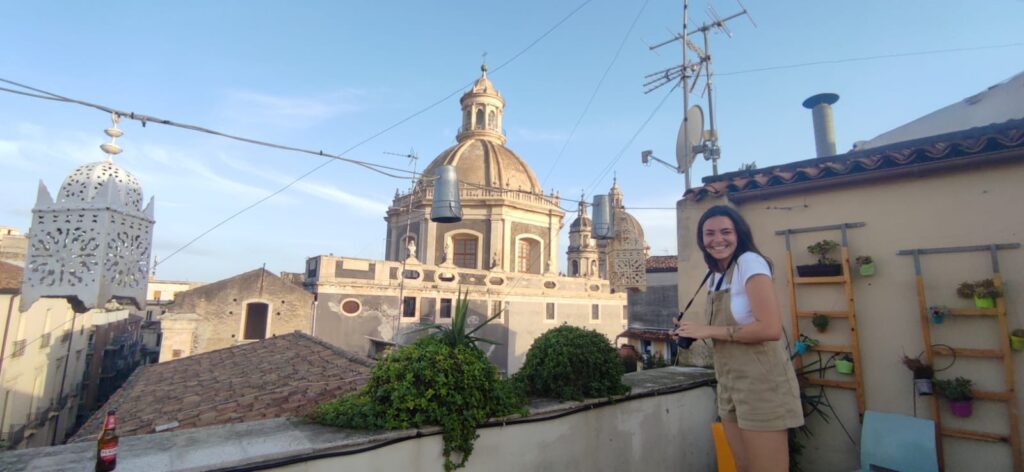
[950,399,973,417]
[1011,336,1024,351]
[835,359,854,374]
[914,378,933,396]
[859,262,876,276]
[974,296,995,309]
[796,263,843,277]
[794,341,809,355]
[931,312,945,324]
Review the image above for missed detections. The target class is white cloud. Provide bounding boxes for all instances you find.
[218,89,363,128]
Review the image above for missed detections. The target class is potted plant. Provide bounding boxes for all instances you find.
[811,313,830,333]
[929,305,949,324]
[835,354,854,375]
[855,255,875,276]
[797,239,843,277]
[794,335,819,356]
[1011,329,1024,352]
[957,279,1003,308]
[935,376,974,417]
[618,344,639,372]
[901,354,934,395]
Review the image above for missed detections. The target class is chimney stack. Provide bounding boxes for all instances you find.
[802,93,839,157]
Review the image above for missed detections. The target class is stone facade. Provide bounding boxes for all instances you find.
[159,269,313,360]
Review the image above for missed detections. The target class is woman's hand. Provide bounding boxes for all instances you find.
[676,321,720,340]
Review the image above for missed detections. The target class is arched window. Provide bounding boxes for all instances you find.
[464,110,471,130]
[488,110,496,130]
[475,108,485,130]
[243,302,269,340]
[453,235,478,269]
[516,236,542,274]
[571,260,579,276]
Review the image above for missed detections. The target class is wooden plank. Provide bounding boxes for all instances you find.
[794,276,845,285]
[932,346,1003,358]
[971,389,1013,401]
[806,378,857,389]
[810,344,852,353]
[796,310,850,318]
[841,245,866,418]
[993,274,1022,472]
[942,427,1009,443]
[786,251,802,374]
[949,308,1000,317]
[915,275,943,471]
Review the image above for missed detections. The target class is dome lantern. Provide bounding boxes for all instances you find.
[21,114,155,312]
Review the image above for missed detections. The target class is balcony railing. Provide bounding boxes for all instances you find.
[39,333,51,349]
[10,339,26,358]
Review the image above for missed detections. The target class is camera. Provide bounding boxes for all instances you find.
[673,311,696,349]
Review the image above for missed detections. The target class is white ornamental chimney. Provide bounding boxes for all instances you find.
[21,114,155,312]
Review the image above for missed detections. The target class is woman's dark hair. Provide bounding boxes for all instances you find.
[696,205,772,273]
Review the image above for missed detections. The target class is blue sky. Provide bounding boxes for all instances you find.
[2,1,1021,282]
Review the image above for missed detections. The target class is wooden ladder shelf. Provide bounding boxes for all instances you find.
[777,222,867,418]
[899,243,1022,472]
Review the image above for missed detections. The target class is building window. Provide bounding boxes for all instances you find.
[402,297,417,318]
[11,339,26,358]
[622,305,628,321]
[518,240,531,273]
[491,300,506,321]
[571,260,579,276]
[243,302,269,340]
[453,237,478,269]
[340,299,362,316]
[153,290,162,301]
[545,303,556,321]
[39,333,51,348]
[475,108,485,129]
[591,304,600,321]
[440,298,453,319]
[488,110,496,129]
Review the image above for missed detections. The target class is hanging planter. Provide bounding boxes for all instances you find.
[914,379,934,396]
[928,305,948,324]
[835,354,854,375]
[811,313,830,333]
[1011,329,1024,352]
[935,376,974,418]
[957,279,1002,309]
[902,354,934,396]
[797,240,843,277]
[855,255,875,277]
[794,336,819,356]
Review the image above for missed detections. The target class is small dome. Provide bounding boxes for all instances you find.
[421,138,542,194]
[469,65,500,96]
[57,160,143,210]
[570,213,592,231]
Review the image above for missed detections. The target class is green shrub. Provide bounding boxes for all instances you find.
[514,324,629,401]
[312,336,525,471]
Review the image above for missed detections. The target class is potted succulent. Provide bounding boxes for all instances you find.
[855,255,875,276]
[797,239,843,277]
[935,376,974,417]
[1011,329,1024,352]
[835,354,854,375]
[902,354,935,395]
[811,313,830,333]
[929,305,949,324]
[957,278,1003,309]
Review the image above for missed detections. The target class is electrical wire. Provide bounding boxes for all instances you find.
[586,80,679,195]
[539,0,650,187]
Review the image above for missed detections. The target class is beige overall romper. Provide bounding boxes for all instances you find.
[708,265,804,431]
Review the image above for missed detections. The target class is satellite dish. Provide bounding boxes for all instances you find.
[676,105,705,170]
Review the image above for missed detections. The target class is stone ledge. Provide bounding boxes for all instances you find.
[0,367,714,471]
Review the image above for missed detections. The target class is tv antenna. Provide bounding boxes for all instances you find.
[642,0,755,189]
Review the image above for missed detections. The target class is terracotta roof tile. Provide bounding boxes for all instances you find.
[685,119,1024,202]
[0,261,23,292]
[617,328,673,342]
[645,256,678,272]
[69,332,373,443]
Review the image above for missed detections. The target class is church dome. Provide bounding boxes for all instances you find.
[570,212,592,231]
[57,160,144,210]
[422,138,542,194]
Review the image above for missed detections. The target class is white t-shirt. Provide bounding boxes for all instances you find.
[709,251,772,325]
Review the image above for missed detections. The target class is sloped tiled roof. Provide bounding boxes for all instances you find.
[69,332,373,443]
[0,261,23,292]
[684,118,1024,203]
[617,328,673,342]
[646,256,678,273]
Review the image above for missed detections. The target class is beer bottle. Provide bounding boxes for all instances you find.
[95,410,118,471]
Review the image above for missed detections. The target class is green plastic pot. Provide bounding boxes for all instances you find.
[974,296,995,309]
[835,359,854,375]
[1011,335,1024,351]
[859,262,875,276]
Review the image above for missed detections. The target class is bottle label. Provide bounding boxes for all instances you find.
[103,414,117,430]
[99,447,117,461]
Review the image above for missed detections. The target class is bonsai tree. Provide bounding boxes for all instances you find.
[811,313,830,333]
[807,239,840,265]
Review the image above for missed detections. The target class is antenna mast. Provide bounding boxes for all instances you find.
[643,0,755,184]
[385,149,419,344]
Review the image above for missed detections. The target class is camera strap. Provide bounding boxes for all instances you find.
[676,270,713,323]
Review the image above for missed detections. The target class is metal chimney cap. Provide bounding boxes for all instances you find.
[802,93,839,109]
